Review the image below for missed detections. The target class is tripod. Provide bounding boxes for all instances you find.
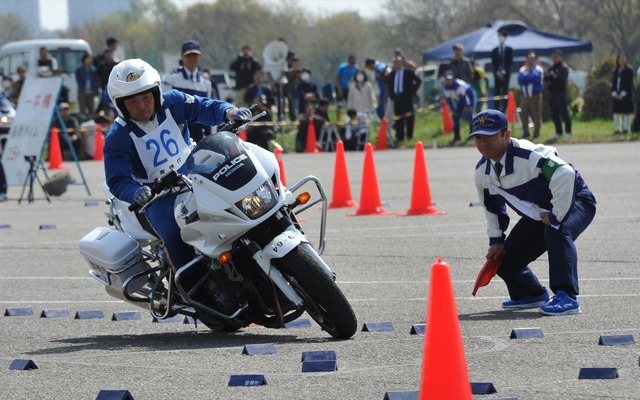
[18,156,50,204]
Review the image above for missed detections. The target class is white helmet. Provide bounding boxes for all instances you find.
[107,58,162,121]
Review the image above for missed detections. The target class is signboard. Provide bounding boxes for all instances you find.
[2,77,62,186]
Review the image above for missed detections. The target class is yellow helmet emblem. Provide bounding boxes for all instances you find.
[477,115,486,125]
[125,72,141,82]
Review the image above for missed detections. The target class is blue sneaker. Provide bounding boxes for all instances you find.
[539,290,581,316]
[502,289,550,309]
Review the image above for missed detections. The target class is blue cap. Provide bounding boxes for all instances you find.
[470,110,508,136]
[181,40,202,55]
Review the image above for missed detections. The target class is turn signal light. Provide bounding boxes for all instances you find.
[297,192,311,205]
[217,251,232,264]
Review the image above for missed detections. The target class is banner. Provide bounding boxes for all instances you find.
[2,77,62,186]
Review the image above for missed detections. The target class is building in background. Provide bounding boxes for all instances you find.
[1,0,41,35]
[67,0,134,28]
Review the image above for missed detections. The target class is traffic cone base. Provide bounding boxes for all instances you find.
[347,143,396,216]
[418,258,472,399]
[401,142,446,216]
[329,140,357,209]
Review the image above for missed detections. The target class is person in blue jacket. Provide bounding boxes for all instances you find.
[104,58,251,270]
[443,70,476,144]
[517,51,544,139]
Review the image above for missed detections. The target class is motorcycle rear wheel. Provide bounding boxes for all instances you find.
[275,245,357,339]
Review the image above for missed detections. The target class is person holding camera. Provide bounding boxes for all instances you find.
[544,49,572,138]
[244,69,276,150]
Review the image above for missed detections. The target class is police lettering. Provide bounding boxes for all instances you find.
[212,154,248,181]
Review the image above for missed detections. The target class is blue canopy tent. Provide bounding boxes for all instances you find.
[423,20,593,61]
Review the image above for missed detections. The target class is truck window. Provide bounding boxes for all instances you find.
[49,49,87,74]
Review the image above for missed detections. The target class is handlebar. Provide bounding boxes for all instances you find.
[127,171,181,212]
[215,104,262,134]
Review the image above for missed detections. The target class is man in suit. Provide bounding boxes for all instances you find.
[386,56,421,142]
[491,27,514,112]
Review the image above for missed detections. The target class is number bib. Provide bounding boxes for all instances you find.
[130,110,191,182]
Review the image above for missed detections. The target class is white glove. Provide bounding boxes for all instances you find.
[134,186,152,206]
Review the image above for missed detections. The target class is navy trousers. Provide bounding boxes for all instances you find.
[145,196,193,270]
[497,189,596,300]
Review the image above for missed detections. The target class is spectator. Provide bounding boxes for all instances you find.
[53,69,70,104]
[316,98,330,121]
[449,43,474,84]
[342,108,369,151]
[95,50,118,113]
[295,100,326,153]
[394,48,417,71]
[611,52,634,134]
[162,40,213,143]
[296,68,319,115]
[544,49,572,138]
[52,102,82,160]
[229,45,261,108]
[80,113,112,159]
[9,66,26,106]
[443,70,477,144]
[75,53,99,116]
[94,37,119,68]
[386,56,421,142]
[335,54,358,120]
[491,27,514,112]
[285,57,301,121]
[37,46,58,76]
[365,58,389,120]
[517,51,544,139]
[244,70,275,150]
[347,69,376,116]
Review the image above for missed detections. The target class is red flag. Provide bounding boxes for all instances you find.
[472,251,505,296]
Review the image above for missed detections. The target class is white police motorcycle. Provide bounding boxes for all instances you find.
[79,108,357,339]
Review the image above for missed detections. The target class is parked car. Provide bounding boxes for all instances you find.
[0,94,16,135]
[209,69,235,103]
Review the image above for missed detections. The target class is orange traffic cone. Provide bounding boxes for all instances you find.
[305,120,320,153]
[506,90,516,123]
[440,99,453,134]
[374,117,388,151]
[403,142,446,216]
[348,143,394,216]
[48,127,65,170]
[274,147,287,187]
[93,124,104,161]
[419,258,472,400]
[238,129,247,141]
[328,140,356,209]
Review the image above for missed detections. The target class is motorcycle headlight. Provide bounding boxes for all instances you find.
[236,180,277,219]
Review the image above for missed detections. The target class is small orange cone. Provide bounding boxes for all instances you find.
[305,120,320,153]
[329,140,356,209]
[418,258,472,400]
[440,99,453,134]
[374,117,388,150]
[238,129,247,141]
[506,90,516,123]
[48,127,65,170]
[93,124,104,161]
[348,143,394,216]
[403,142,446,216]
[274,147,287,187]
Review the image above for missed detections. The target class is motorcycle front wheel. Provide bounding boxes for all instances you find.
[275,245,357,339]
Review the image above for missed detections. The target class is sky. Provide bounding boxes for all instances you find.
[40,0,385,31]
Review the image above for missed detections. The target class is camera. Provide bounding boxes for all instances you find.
[24,155,37,163]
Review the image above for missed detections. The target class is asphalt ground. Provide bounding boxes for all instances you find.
[0,141,639,400]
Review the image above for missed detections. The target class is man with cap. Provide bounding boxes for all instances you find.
[52,102,82,160]
[229,45,262,108]
[449,43,474,84]
[443,69,476,144]
[471,109,596,316]
[162,40,213,143]
[491,27,514,112]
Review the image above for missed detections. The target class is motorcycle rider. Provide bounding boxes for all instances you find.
[104,58,252,271]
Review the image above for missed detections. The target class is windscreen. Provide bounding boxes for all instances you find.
[189,132,256,191]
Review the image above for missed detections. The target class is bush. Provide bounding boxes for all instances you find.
[582,56,616,120]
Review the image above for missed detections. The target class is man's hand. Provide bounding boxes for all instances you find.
[486,243,505,261]
[229,107,252,122]
[134,186,152,206]
[540,211,551,225]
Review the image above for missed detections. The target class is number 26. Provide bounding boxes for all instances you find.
[146,129,180,167]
